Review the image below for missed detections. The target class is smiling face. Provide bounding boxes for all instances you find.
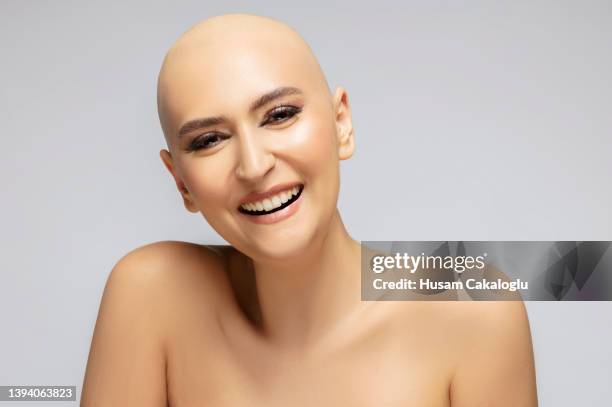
[157,14,354,262]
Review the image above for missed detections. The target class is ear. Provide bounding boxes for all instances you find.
[332,86,355,160]
[159,149,198,213]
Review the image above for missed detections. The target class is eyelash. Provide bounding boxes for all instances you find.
[186,105,303,152]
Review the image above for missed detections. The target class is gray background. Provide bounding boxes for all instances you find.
[1,0,610,405]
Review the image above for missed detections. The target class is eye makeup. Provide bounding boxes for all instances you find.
[184,103,303,152]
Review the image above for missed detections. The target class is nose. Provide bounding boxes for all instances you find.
[234,127,275,182]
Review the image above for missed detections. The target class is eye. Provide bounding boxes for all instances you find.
[261,105,302,126]
[186,132,229,152]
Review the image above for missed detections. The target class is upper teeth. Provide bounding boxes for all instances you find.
[241,186,300,212]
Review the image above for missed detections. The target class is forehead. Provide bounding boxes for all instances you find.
[158,34,324,138]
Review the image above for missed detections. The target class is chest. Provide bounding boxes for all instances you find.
[165,319,451,407]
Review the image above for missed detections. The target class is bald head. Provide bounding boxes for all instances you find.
[156,13,332,145]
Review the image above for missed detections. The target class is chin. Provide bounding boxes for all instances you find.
[220,188,337,263]
[234,218,327,264]
[247,231,316,263]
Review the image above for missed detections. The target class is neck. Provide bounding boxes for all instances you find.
[250,209,362,349]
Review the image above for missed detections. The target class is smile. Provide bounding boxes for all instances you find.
[238,184,304,216]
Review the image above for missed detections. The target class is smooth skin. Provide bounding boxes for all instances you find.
[81,13,538,407]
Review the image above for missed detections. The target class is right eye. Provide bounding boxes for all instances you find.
[187,133,228,152]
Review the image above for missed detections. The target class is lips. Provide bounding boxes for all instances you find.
[238,184,305,224]
[238,184,304,215]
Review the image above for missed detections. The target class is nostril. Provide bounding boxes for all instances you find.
[235,147,276,181]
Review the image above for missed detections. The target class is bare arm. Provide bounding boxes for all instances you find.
[81,246,169,406]
[450,301,538,407]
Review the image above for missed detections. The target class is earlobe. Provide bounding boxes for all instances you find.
[338,129,355,160]
[159,149,198,213]
[333,86,356,160]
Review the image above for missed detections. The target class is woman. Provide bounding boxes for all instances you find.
[81,13,537,406]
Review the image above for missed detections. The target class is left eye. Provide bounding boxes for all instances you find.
[262,105,301,126]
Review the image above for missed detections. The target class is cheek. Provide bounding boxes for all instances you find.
[283,111,339,178]
[284,112,341,213]
[177,155,229,213]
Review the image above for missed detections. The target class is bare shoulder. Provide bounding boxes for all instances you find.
[442,300,532,337]
[110,240,233,302]
[442,300,538,406]
[389,300,533,353]
[111,240,230,279]
[387,300,537,406]
[81,241,233,406]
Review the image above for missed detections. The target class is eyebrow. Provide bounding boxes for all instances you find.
[177,86,303,138]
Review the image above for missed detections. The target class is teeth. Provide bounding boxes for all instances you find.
[240,185,301,213]
[262,198,273,211]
